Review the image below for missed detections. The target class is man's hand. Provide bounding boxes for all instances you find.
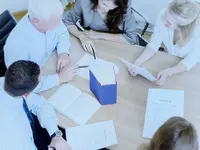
[58,66,77,84]
[48,137,72,150]
[57,53,71,73]
[156,68,173,86]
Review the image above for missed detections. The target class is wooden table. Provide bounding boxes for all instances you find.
[40,36,200,150]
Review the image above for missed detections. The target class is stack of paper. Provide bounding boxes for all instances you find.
[91,65,116,85]
[143,89,184,139]
[119,58,156,82]
[48,84,101,125]
[77,54,119,80]
[66,120,118,150]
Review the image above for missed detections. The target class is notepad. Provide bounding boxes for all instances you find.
[77,54,119,80]
[143,89,184,139]
[91,65,116,85]
[66,120,118,150]
[119,58,156,82]
[48,84,101,125]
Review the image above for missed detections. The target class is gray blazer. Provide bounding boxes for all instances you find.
[63,0,138,44]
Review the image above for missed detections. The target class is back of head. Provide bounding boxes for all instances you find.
[28,0,64,21]
[147,117,198,150]
[4,60,40,97]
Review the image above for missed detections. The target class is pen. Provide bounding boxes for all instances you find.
[78,65,89,69]
[92,47,96,60]
[49,146,56,150]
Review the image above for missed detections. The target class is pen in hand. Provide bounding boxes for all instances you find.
[92,47,96,60]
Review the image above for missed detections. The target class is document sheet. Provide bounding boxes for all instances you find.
[143,89,184,139]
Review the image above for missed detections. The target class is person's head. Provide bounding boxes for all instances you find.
[140,117,198,150]
[164,0,200,46]
[91,0,128,32]
[28,0,64,32]
[4,60,40,97]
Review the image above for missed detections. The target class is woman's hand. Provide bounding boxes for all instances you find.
[156,68,173,86]
[78,34,96,54]
[86,30,103,40]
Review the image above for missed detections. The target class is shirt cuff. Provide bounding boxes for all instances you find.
[147,42,159,52]
[181,60,193,71]
[46,122,59,136]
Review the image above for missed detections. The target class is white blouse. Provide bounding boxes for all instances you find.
[148,11,200,70]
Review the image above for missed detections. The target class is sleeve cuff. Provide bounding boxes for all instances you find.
[46,123,59,136]
[181,60,193,71]
[147,42,159,52]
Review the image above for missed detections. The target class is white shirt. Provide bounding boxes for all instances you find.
[4,14,71,92]
[148,11,200,70]
[0,79,59,150]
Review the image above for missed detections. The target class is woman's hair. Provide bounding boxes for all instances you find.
[168,0,200,46]
[91,0,128,33]
[139,117,198,150]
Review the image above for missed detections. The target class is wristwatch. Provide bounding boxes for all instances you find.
[50,130,63,140]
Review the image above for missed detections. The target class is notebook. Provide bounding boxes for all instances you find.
[119,58,156,82]
[66,120,118,150]
[91,65,116,85]
[143,89,184,139]
[48,84,101,125]
[77,54,119,80]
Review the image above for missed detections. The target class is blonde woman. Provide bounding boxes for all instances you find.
[128,0,200,86]
[139,117,198,150]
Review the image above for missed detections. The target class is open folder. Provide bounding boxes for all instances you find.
[66,120,118,150]
[119,58,156,82]
[48,84,101,125]
[90,66,117,105]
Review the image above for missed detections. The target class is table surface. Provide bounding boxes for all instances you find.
[40,37,200,150]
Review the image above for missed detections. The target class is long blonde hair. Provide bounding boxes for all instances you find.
[139,117,198,150]
[168,0,200,46]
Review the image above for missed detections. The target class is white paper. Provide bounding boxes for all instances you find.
[119,58,156,82]
[49,84,82,113]
[91,65,116,85]
[64,93,101,125]
[66,120,118,150]
[48,84,101,125]
[143,89,184,139]
[77,54,119,80]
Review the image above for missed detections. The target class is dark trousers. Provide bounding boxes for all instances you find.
[32,114,66,150]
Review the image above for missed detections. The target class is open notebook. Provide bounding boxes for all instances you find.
[119,58,156,82]
[48,84,101,125]
[77,54,119,80]
[143,89,184,139]
[66,120,118,150]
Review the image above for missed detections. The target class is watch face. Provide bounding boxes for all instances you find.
[56,130,63,136]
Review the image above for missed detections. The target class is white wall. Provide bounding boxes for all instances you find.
[0,0,28,13]
[132,0,172,24]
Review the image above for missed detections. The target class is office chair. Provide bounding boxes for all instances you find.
[0,10,17,77]
[131,7,150,47]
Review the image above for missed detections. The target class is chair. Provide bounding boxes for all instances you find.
[131,8,150,47]
[0,10,17,77]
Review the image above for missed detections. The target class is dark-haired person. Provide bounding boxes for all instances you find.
[0,60,71,150]
[63,0,138,53]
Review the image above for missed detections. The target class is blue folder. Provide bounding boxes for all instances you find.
[89,70,117,105]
